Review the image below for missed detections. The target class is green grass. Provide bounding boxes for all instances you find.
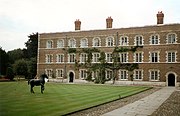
[0,82,151,116]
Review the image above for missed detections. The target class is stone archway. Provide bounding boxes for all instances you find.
[168,73,175,86]
[69,72,74,83]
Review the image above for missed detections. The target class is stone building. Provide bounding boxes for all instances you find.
[37,12,180,86]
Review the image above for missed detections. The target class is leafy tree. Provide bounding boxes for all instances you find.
[7,48,24,64]
[27,57,37,79]
[0,47,9,75]
[13,59,28,78]
[6,67,14,80]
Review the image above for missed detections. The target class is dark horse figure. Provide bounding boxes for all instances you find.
[28,74,48,94]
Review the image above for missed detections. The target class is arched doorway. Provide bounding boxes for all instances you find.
[168,73,175,86]
[69,72,74,83]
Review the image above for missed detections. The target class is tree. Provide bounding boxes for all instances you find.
[7,48,24,64]
[27,57,37,79]
[0,47,9,75]
[6,67,14,80]
[13,59,28,78]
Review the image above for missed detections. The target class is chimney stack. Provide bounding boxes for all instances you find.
[157,11,164,24]
[106,16,113,28]
[74,19,81,30]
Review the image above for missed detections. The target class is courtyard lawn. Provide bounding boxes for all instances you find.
[0,82,151,116]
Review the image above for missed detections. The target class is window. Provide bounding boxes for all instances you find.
[46,40,53,48]
[134,69,143,80]
[106,36,114,47]
[92,70,99,79]
[106,70,113,79]
[45,69,53,78]
[80,69,87,79]
[106,53,113,63]
[134,35,143,46]
[68,39,76,48]
[119,52,128,63]
[119,70,128,80]
[167,33,176,44]
[80,53,88,63]
[57,39,64,48]
[166,51,176,62]
[68,53,75,63]
[56,69,64,78]
[56,54,64,63]
[46,54,53,63]
[80,38,88,47]
[92,53,100,63]
[93,37,101,47]
[134,52,143,62]
[149,51,159,62]
[120,36,128,46]
[149,70,159,81]
[150,34,159,45]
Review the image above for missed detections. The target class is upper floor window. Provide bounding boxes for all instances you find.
[150,34,159,45]
[120,36,128,46]
[80,38,88,48]
[149,69,160,81]
[106,36,114,47]
[68,39,76,48]
[46,40,53,48]
[106,53,113,63]
[92,53,100,63]
[134,52,143,62]
[149,51,160,63]
[134,35,143,46]
[80,53,88,63]
[166,51,177,63]
[68,53,75,63]
[93,37,101,47]
[119,70,128,80]
[166,33,177,44]
[56,54,64,63]
[79,69,87,79]
[57,39,64,48]
[56,69,64,78]
[46,54,53,63]
[119,52,128,63]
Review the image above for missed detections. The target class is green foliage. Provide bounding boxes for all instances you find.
[6,67,14,80]
[67,48,77,53]
[0,47,9,75]
[13,59,28,78]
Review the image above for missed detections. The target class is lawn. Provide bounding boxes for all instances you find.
[0,82,151,116]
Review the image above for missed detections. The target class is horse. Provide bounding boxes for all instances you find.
[28,74,48,94]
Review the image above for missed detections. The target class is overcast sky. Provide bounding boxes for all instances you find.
[0,0,180,51]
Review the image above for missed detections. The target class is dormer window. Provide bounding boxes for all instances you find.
[68,39,76,48]
[57,39,64,48]
[166,33,177,44]
[120,36,128,46]
[46,40,53,48]
[106,36,114,47]
[150,34,159,45]
[80,38,88,47]
[93,37,101,47]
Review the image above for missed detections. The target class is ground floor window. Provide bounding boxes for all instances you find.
[45,69,53,78]
[79,69,87,79]
[119,70,128,80]
[134,69,143,80]
[149,69,160,81]
[106,70,113,79]
[56,69,64,78]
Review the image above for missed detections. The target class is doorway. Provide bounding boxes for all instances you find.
[168,73,175,86]
[69,72,74,83]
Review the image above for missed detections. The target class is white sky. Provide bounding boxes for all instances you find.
[0,0,180,51]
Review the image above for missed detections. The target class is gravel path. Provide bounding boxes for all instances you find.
[68,87,160,116]
[151,87,180,116]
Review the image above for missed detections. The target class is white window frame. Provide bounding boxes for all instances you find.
[46,40,53,48]
[106,36,114,47]
[68,53,76,63]
[80,53,88,63]
[134,52,143,63]
[166,33,177,44]
[150,34,160,45]
[149,51,160,63]
[166,51,177,63]
[45,69,53,78]
[134,35,144,46]
[57,39,64,48]
[106,53,113,63]
[119,70,128,80]
[93,37,101,47]
[79,69,87,79]
[56,69,64,78]
[92,70,99,79]
[119,52,128,63]
[149,69,160,81]
[80,38,88,48]
[46,54,53,63]
[92,53,100,63]
[68,38,76,48]
[106,70,113,79]
[119,36,129,46]
[56,54,64,63]
[134,69,143,80]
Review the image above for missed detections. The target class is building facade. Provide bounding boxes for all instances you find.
[37,12,180,86]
